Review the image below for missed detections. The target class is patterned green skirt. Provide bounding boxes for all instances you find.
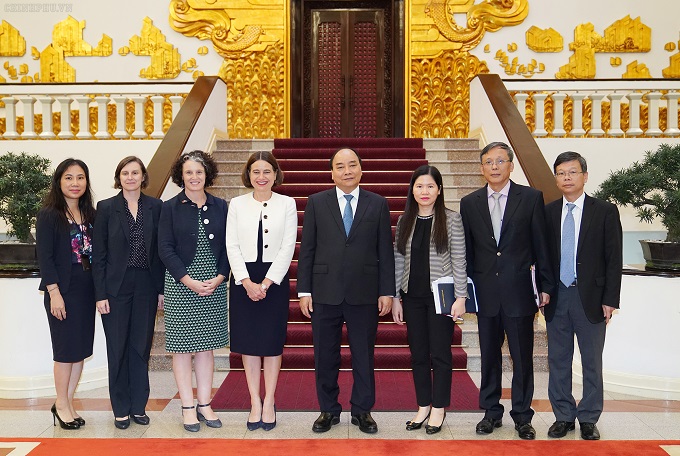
[163,218,228,353]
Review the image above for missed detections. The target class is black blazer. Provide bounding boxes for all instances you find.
[460,181,554,318]
[544,194,622,324]
[158,190,229,282]
[297,187,395,305]
[91,192,164,301]
[36,207,91,293]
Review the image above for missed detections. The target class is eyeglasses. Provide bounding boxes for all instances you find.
[482,159,511,167]
[555,171,584,179]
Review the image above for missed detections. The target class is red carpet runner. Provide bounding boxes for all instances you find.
[216,138,479,411]
[4,439,678,456]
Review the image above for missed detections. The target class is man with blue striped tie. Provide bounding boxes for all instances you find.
[544,151,623,441]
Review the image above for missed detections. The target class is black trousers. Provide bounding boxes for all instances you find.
[402,293,454,408]
[478,308,535,424]
[101,268,157,417]
[311,301,379,416]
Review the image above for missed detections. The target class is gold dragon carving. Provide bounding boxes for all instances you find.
[410,0,527,137]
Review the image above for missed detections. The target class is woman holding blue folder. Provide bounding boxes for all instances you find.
[393,165,468,435]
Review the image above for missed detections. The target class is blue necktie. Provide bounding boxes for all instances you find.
[342,194,354,236]
[560,203,576,287]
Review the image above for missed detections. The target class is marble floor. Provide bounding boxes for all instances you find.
[1,371,679,441]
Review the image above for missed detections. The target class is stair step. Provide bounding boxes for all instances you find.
[229,346,468,370]
[279,159,428,171]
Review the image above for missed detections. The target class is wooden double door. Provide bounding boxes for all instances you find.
[291,0,403,138]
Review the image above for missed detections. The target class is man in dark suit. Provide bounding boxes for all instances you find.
[544,151,622,441]
[460,142,554,440]
[297,147,395,434]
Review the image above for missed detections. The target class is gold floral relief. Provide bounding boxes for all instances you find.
[562,96,573,134]
[218,42,285,138]
[582,98,592,134]
[544,95,554,134]
[523,92,535,133]
[601,100,611,133]
[410,50,488,138]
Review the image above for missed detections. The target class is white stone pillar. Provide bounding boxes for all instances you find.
[664,91,680,136]
[112,96,129,139]
[150,95,166,139]
[533,93,547,137]
[38,96,56,139]
[19,96,37,139]
[626,92,643,136]
[56,96,74,139]
[94,96,111,139]
[1,97,19,139]
[645,91,663,136]
[74,96,92,139]
[569,93,586,137]
[551,92,567,137]
[131,96,148,139]
[587,93,605,136]
[514,92,528,122]
[607,93,625,137]
[169,95,184,121]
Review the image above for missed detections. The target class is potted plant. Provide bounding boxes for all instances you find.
[0,152,51,271]
[595,142,680,271]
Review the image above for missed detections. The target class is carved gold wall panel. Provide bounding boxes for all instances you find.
[526,26,562,52]
[411,51,489,138]
[218,42,284,138]
[663,49,680,78]
[622,60,651,78]
[409,0,526,137]
[129,18,181,80]
[0,20,26,56]
[53,16,112,57]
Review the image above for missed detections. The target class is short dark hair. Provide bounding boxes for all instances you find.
[329,147,362,170]
[242,151,284,188]
[114,156,148,189]
[170,150,219,188]
[553,151,587,173]
[480,141,514,163]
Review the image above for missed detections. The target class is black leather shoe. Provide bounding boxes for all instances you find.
[114,417,130,430]
[475,417,502,434]
[351,412,378,434]
[580,422,600,440]
[312,412,340,433]
[405,411,430,431]
[132,414,150,425]
[425,411,446,435]
[548,420,575,438]
[515,422,536,440]
[73,416,85,426]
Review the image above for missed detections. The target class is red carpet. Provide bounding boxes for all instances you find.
[3,439,678,456]
[212,371,480,412]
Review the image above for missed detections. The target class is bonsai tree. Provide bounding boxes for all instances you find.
[595,143,680,243]
[0,152,51,243]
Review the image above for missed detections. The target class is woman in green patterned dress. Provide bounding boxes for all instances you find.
[158,150,229,432]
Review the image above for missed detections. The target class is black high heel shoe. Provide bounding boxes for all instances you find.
[406,410,431,431]
[197,402,222,428]
[73,416,85,426]
[51,404,79,430]
[181,405,200,432]
[425,411,446,435]
[247,400,263,431]
[261,404,276,431]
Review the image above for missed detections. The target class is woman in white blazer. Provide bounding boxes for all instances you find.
[226,151,297,431]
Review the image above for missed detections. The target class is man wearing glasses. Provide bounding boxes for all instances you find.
[460,141,554,440]
[543,151,622,440]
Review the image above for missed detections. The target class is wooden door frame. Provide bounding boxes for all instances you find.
[290,0,405,138]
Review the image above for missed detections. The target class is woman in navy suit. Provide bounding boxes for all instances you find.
[92,156,164,429]
[36,158,96,430]
[158,150,229,432]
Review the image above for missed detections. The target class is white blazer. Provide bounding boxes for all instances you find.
[226,191,297,285]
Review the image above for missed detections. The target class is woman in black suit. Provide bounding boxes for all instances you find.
[92,156,164,430]
[36,158,96,430]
